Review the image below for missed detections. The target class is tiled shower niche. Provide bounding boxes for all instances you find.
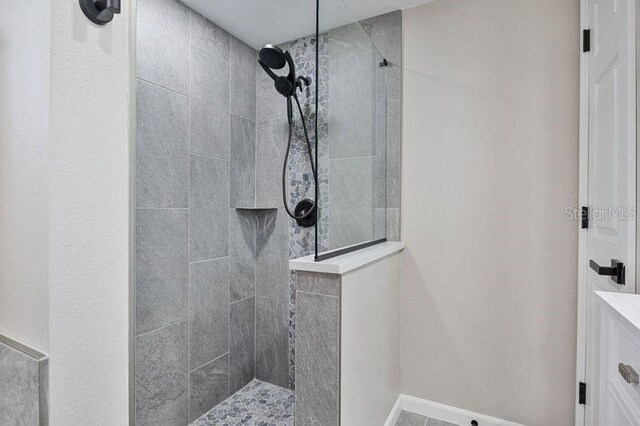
[134,0,402,423]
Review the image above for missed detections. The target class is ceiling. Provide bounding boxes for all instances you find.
[181,0,433,49]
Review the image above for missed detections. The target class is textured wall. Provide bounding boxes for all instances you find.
[401,1,579,424]
[0,0,50,354]
[48,0,131,422]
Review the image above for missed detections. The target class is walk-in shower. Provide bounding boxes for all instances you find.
[258,44,317,227]
[133,0,401,423]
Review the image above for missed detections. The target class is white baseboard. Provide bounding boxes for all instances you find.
[384,394,525,426]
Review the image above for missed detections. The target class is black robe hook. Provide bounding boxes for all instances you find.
[80,0,121,25]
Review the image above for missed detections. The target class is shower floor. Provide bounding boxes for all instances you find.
[191,380,294,426]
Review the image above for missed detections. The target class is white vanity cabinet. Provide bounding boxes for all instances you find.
[596,292,640,425]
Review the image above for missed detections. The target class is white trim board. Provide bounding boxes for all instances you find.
[384,394,525,426]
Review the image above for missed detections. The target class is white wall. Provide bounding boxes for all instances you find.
[0,0,50,353]
[341,252,401,425]
[48,0,131,423]
[400,1,579,425]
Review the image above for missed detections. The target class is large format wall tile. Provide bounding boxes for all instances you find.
[256,119,288,207]
[373,10,402,100]
[0,338,47,425]
[328,157,375,249]
[373,11,402,66]
[136,80,189,208]
[230,297,255,394]
[256,62,287,122]
[190,258,230,369]
[255,296,289,388]
[255,209,289,300]
[386,207,400,241]
[386,100,401,209]
[230,209,255,302]
[136,208,189,335]
[329,22,373,59]
[230,115,256,208]
[190,154,230,262]
[190,354,230,422]
[137,0,190,94]
[191,10,230,63]
[296,271,340,297]
[135,321,189,426]
[375,101,387,208]
[191,46,230,159]
[328,52,376,159]
[380,63,402,102]
[396,411,429,426]
[295,291,339,425]
[230,37,257,120]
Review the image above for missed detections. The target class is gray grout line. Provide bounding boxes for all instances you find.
[135,318,189,339]
[227,207,232,397]
[135,207,189,210]
[187,10,193,423]
[296,289,339,299]
[190,39,230,65]
[328,155,377,161]
[225,26,238,399]
[254,294,291,302]
[230,111,257,124]
[190,351,230,374]
[227,32,234,400]
[190,255,229,265]
[136,76,189,97]
[253,208,258,383]
[190,151,230,162]
[230,294,254,305]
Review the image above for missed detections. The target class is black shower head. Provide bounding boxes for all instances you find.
[259,44,287,69]
[258,44,298,97]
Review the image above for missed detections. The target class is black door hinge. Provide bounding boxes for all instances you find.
[583,29,591,52]
[581,206,589,229]
[579,382,586,405]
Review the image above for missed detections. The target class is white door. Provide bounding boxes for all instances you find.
[583,0,636,424]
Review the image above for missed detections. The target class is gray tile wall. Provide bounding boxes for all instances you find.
[326,21,377,250]
[0,335,48,425]
[374,11,403,240]
[135,1,258,423]
[254,35,297,389]
[295,273,341,425]
[135,2,402,423]
[325,10,403,249]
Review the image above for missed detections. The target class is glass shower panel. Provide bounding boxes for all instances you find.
[315,0,388,259]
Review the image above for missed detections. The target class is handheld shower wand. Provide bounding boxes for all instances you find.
[258,45,316,227]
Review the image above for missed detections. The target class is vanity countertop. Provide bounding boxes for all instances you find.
[289,241,406,275]
[596,291,640,340]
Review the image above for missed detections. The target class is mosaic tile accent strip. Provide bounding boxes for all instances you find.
[191,379,294,426]
[284,32,330,390]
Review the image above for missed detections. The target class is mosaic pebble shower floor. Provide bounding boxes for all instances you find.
[191,380,294,426]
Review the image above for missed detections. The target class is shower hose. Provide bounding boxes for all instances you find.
[282,93,317,222]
